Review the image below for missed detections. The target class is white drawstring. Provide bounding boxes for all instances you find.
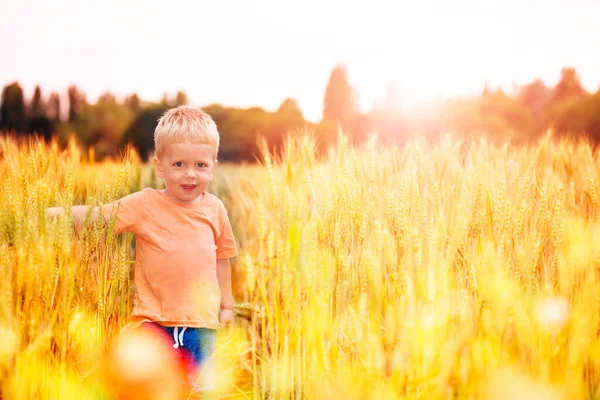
[172,327,187,349]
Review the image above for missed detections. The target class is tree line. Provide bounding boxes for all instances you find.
[324,65,600,147]
[1,65,599,162]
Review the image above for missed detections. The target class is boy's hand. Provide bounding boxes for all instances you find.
[46,207,64,219]
[219,308,234,328]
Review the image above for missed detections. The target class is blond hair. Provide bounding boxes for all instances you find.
[154,106,219,159]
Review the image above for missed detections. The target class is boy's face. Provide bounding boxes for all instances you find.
[153,141,217,204]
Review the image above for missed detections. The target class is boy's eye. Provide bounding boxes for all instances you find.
[197,163,206,168]
[174,162,183,167]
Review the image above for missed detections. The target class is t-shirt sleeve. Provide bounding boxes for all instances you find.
[216,201,239,260]
[101,190,147,235]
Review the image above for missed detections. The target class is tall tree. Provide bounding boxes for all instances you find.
[28,85,53,140]
[98,92,116,104]
[29,85,45,117]
[175,90,189,106]
[545,88,600,142]
[122,104,169,160]
[161,92,169,106]
[125,93,141,112]
[517,79,551,116]
[541,68,590,138]
[550,67,588,105]
[323,63,358,125]
[276,98,304,120]
[86,92,134,157]
[67,85,86,122]
[0,82,27,134]
[269,98,306,150]
[48,92,61,122]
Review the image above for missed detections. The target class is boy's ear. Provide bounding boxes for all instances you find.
[153,156,165,178]
[208,159,218,180]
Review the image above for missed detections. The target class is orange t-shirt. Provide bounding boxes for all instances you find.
[102,188,238,329]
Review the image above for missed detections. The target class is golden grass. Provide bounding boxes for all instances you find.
[1,132,599,399]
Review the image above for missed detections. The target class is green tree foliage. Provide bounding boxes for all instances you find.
[541,68,592,139]
[2,65,598,162]
[546,89,600,141]
[67,85,86,123]
[29,85,44,117]
[206,105,272,162]
[121,104,169,160]
[47,92,61,123]
[443,89,534,142]
[175,91,189,106]
[27,85,53,140]
[0,82,27,134]
[125,93,141,113]
[517,79,551,117]
[85,92,135,157]
[269,98,305,152]
[58,91,135,158]
[201,100,310,162]
[549,67,588,106]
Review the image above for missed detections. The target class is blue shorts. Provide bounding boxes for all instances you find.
[142,322,216,392]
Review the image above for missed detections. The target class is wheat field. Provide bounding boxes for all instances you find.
[1,132,599,399]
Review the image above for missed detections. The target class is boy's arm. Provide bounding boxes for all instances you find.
[217,258,234,326]
[47,203,115,227]
[217,258,233,309]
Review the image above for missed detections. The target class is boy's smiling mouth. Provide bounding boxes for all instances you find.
[181,184,197,192]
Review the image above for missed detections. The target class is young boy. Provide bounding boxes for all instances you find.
[48,106,238,396]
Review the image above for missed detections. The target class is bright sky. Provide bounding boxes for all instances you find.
[1,0,599,122]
